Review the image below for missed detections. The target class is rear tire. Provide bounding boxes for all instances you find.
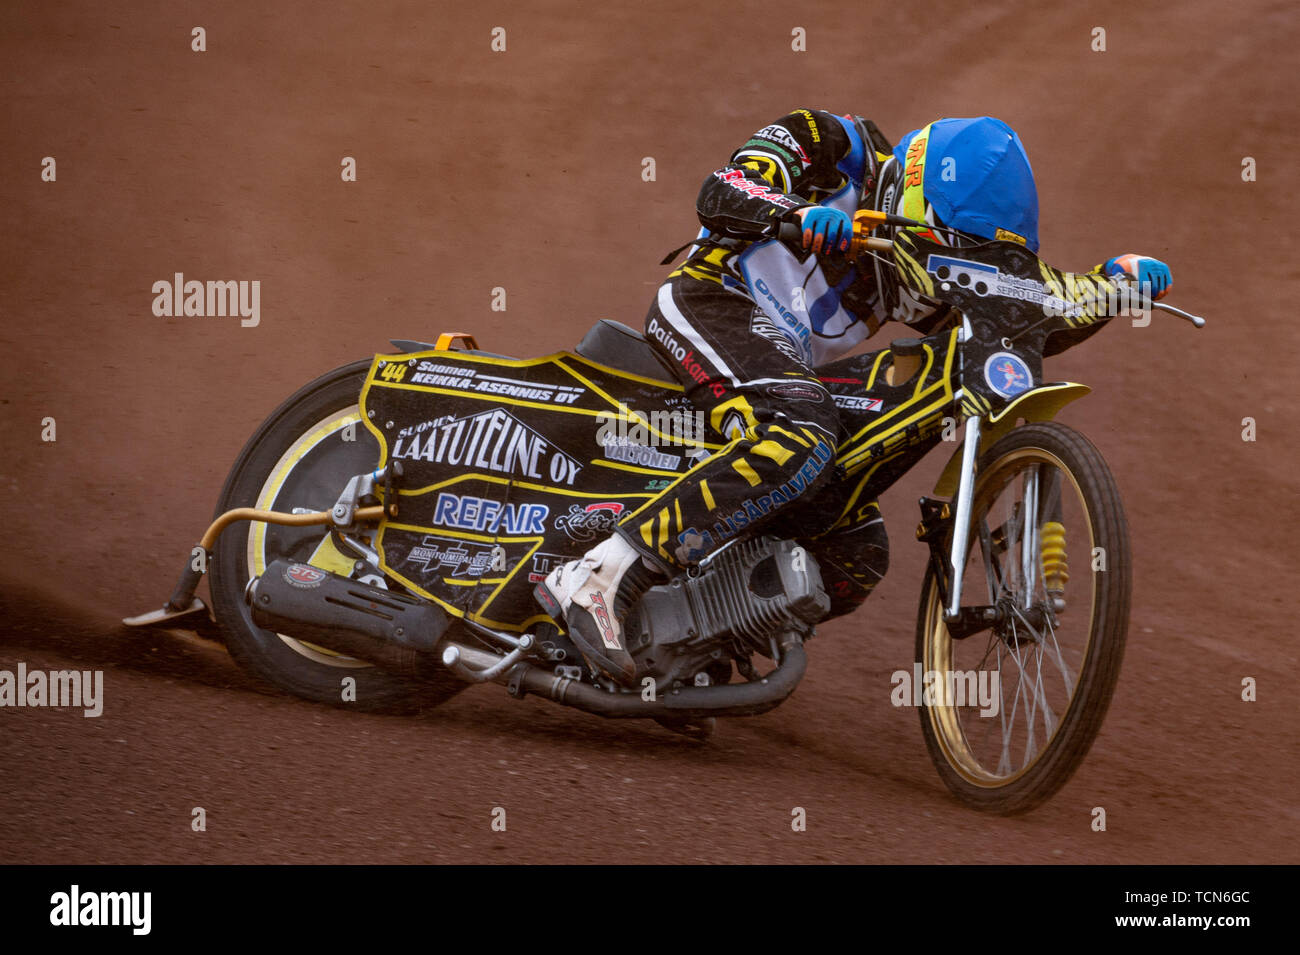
[208,360,467,714]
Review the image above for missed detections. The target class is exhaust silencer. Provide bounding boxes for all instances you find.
[248,559,450,674]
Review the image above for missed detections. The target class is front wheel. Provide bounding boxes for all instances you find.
[207,359,467,713]
[915,422,1131,813]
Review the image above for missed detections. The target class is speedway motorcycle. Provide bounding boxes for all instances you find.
[126,212,1204,813]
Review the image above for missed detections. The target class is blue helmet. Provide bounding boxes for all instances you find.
[891,117,1039,252]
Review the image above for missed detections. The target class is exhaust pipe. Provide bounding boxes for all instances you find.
[447,632,808,720]
[247,559,450,675]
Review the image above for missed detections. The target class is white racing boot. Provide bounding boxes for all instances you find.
[533,533,662,688]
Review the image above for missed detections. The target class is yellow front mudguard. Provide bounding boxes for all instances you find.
[932,383,1091,497]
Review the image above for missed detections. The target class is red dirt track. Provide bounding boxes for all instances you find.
[1,1,1297,864]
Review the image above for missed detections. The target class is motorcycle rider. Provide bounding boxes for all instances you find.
[535,110,1173,688]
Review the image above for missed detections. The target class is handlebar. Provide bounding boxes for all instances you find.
[775,220,803,245]
[775,215,894,258]
[1150,300,1206,327]
[772,213,1206,328]
[1109,276,1206,327]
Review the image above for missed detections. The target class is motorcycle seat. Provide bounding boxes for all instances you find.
[575,319,677,383]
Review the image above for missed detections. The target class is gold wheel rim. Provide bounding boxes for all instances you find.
[923,446,1097,787]
[248,407,373,669]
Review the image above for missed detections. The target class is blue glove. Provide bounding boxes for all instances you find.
[1104,254,1173,300]
[799,206,852,255]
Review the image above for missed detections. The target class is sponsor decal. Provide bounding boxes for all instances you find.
[432,492,548,535]
[528,551,569,583]
[735,154,788,189]
[750,307,803,363]
[795,109,822,143]
[753,124,809,165]
[602,435,681,470]
[740,142,802,178]
[927,255,999,295]
[983,351,1033,398]
[284,563,327,588]
[406,535,501,578]
[926,254,1084,316]
[712,167,801,211]
[554,501,625,543]
[879,181,897,224]
[533,583,561,616]
[904,135,928,188]
[393,408,582,485]
[752,279,813,357]
[832,394,884,413]
[995,227,1027,246]
[675,439,835,562]
[646,315,728,399]
[766,381,825,402]
[589,591,621,650]
[408,360,584,404]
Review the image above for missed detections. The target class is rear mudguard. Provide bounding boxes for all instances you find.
[932,383,1090,497]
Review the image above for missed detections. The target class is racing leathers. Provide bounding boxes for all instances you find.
[614,108,905,620]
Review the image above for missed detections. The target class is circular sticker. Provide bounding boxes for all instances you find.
[983,352,1033,399]
[284,563,328,588]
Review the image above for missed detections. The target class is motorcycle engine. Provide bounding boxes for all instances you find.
[623,537,830,692]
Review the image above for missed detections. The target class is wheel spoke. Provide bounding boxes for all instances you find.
[1036,646,1059,740]
[975,630,999,672]
[1005,622,1039,770]
[1021,466,1041,610]
[1043,614,1076,698]
[995,641,1014,776]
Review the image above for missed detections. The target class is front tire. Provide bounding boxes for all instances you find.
[915,422,1131,813]
[208,360,466,713]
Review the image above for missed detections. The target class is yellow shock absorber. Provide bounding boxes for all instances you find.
[1040,521,1069,595]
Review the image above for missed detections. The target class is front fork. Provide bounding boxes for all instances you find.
[921,415,1050,632]
[944,415,983,622]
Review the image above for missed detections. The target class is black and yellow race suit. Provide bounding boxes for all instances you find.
[614,108,901,619]
[615,108,1114,620]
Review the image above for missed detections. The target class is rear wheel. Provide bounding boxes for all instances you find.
[208,360,466,713]
[915,422,1130,813]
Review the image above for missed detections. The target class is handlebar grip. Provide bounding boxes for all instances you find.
[776,220,803,244]
[774,218,894,258]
